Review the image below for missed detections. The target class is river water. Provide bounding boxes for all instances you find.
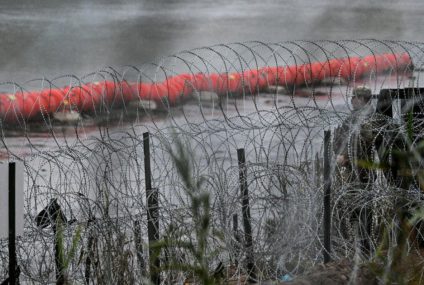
[1,0,423,83]
[0,0,421,169]
[0,0,421,165]
[0,3,423,280]
[0,0,421,214]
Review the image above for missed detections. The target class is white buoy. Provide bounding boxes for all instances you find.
[128,99,158,110]
[321,77,347,86]
[266,85,289,95]
[53,110,81,123]
[194,91,219,102]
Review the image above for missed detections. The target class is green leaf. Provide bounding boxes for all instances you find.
[64,225,82,269]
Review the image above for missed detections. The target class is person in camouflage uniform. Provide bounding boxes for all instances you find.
[333,86,376,254]
[333,86,375,187]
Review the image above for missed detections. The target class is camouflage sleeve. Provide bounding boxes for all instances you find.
[333,119,350,156]
[359,121,374,145]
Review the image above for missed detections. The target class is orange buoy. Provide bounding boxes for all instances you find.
[0,52,413,123]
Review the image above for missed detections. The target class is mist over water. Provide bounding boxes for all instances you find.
[0,0,423,82]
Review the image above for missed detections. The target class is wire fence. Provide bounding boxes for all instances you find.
[0,40,423,284]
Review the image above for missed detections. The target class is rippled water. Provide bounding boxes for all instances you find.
[0,0,420,159]
[0,3,420,269]
[0,0,423,82]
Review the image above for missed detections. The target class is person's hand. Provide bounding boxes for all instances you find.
[336,155,348,166]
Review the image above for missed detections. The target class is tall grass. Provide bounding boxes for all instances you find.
[150,135,224,284]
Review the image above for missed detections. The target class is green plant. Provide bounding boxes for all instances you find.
[363,121,424,284]
[347,111,424,284]
[151,135,223,285]
[368,207,424,285]
[55,217,82,285]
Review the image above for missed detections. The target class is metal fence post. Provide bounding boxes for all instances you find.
[237,148,256,282]
[323,130,332,263]
[54,218,65,285]
[232,214,241,266]
[143,132,160,285]
[8,162,17,285]
[134,220,146,277]
[84,219,95,285]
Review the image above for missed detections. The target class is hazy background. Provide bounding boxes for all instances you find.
[0,0,423,82]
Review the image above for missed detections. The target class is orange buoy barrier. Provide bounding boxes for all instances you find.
[0,52,413,124]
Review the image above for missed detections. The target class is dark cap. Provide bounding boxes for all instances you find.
[352,86,372,101]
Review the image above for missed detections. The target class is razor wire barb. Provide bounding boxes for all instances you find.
[0,39,423,284]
